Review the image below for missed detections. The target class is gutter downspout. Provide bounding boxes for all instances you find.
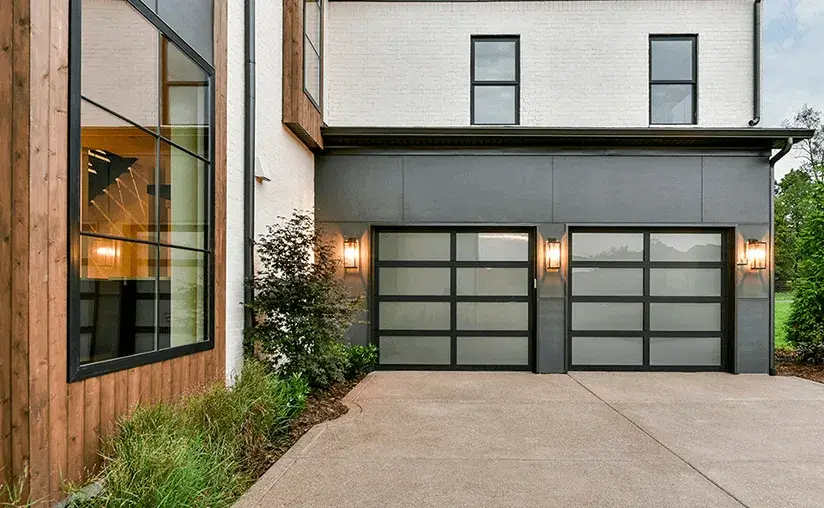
[748,0,763,126]
[768,137,793,375]
[244,0,256,331]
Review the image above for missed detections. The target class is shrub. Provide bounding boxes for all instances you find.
[786,184,824,355]
[69,360,308,508]
[345,344,378,379]
[245,211,363,388]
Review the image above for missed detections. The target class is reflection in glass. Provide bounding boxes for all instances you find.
[572,302,643,331]
[379,336,450,365]
[457,302,528,331]
[650,303,721,331]
[473,85,516,125]
[158,142,209,250]
[457,232,528,261]
[379,302,450,330]
[162,38,210,158]
[379,268,451,296]
[457,268,528,296]
[79,237,156,364]
[571,233,644,261]
[571,268,643,296]
[474,40,517,81]
[304,0,321,49]
[304,36,321,104]
[81,100,157,242]
[81,0,159,129]
[158,247,207,348]
[572,337,643,365]
[650,268,721,297]
[650,233,722,261]
[650,337,721,366]
[457,336,528,365]
[651,84,694,124]
[378,232,450,261]
[651,38,694,81]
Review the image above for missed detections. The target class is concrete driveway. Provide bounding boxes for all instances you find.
[235,372,824,508]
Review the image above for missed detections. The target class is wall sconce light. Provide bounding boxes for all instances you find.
[545,238,561,271]
[745,239,767,270]
[94,240,119,267]
[343,237,359,270]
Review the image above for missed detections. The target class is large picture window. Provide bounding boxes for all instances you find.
[303,0,322,108]
[69,0,214,380]
[649,35,698,125]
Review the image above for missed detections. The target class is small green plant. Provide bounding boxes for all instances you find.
[68,360,308,508]
[0,469,38,507]
[245,211,363,388]
[345,344,378,379]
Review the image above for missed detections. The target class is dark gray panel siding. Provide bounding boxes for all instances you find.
[316,151,773,373]
[553,156,702,223]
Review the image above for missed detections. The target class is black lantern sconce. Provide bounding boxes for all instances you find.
[343,237,359,270]
[545,238,561,271]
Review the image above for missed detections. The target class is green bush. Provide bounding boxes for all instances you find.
[245,211,363,388]
[786,183,824,361]
[345,344,378,379]
[69,360,308,508]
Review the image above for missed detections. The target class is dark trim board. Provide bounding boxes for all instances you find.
[371,226,537,371]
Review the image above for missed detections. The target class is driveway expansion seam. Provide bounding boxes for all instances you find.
[569,375,751,508]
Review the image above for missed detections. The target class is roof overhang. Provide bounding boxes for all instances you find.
[321,126,813,151]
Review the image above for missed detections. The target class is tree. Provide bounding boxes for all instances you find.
[782,104,824,183]
[774,168,815,282]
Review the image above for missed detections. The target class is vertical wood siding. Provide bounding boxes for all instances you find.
[0,0,228,503]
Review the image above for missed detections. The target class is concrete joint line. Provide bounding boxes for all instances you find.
[567,375,752,508]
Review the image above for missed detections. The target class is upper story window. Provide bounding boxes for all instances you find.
[304,0,322,108]
[471,35,519,125]
[69,0,214,380]
[650,35,697,125]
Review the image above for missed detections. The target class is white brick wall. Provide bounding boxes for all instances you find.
[225,0,316,384]
[325,0,754,127]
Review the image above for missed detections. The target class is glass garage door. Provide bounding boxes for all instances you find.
[568,229,730,370]
[374,228,534,370]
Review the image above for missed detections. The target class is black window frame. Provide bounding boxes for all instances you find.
[303,0,323,112]
[470,35,520,126]
[67,0,216,382]
[566,227,734,372]
[649,34,698,125]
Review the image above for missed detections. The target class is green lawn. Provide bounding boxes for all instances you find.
[775,292,793,351]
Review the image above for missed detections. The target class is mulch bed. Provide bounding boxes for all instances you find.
[775,350,824,384]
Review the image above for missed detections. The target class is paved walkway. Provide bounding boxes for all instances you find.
[235,372,824,508]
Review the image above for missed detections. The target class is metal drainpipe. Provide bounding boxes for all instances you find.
[244,0,256,330]
[768,138,793,375]
[748,0,763,126]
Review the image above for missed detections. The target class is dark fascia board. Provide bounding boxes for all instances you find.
[320,126,814,150]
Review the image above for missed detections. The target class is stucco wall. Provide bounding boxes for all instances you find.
[316,150,772,373]
[325,0,754,127]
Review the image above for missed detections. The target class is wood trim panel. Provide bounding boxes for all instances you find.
[0,0,228,503]
[282,0,324,150]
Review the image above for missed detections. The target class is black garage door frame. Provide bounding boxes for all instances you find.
[566,227,736,372]
[371,226,537,371]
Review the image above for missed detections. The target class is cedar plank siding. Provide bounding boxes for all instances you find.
[0,0,228,503]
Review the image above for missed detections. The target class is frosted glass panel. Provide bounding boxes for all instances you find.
[650,337,721,366]
[571,268,643,296]
[572,337,643,365]
[457,268,528,296]
[457,336,528,365]
[572,302,643,331]
[379,302,450,330]
[379,336,450,365]
[457,232,528,261]
[378,232,450,261]
[571,233,644,261]
[650,303,721,331]
[650,233,722,261]
[650,269,721,296]
[379,268,451,296]
[457,302,528,330]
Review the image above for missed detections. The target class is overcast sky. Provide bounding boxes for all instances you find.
[763,0,823,179]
